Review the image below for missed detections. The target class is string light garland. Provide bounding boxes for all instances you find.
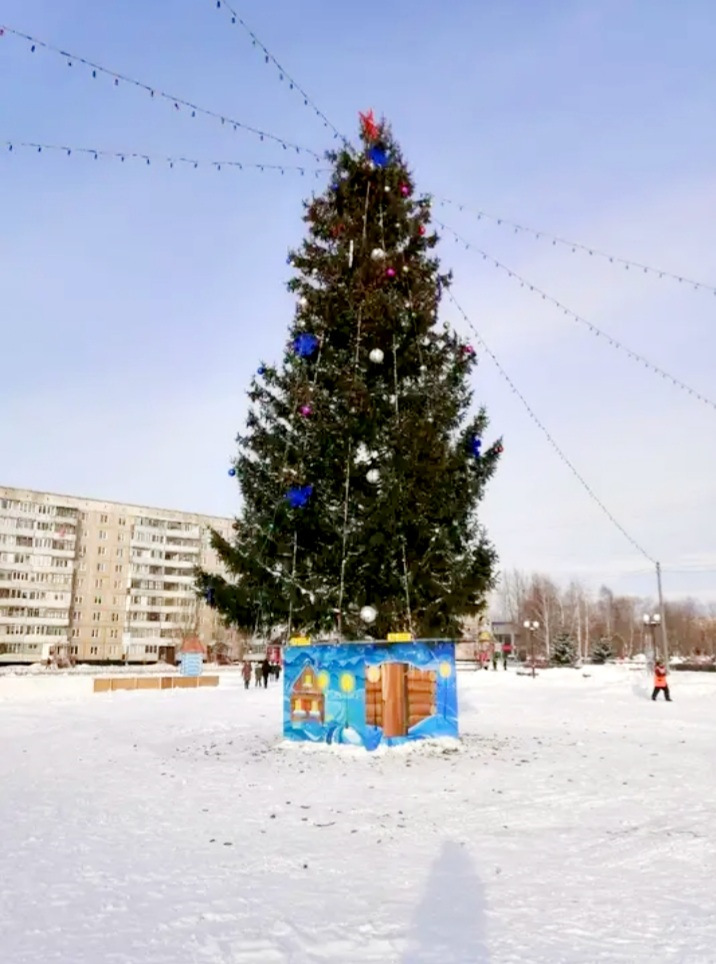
[437,220,716,414]
[211,0,350,148]
[204,9,716,300]
[3,139,329,176]
[0,24,323,160]
[446,287,655,564]
[435,197,716,296]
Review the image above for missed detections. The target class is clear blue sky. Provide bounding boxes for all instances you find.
[3,0,716,603]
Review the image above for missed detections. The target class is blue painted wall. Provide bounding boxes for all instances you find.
[283,641,458,751]
[180,652,203,677]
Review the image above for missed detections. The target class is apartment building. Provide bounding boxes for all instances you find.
[0,486,235,664]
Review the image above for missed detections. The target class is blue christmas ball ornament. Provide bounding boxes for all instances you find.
[257,365,266,375]
[368,145,389,168]
[331,182,340,191]
[470,436,482,458]
[286,484,314,509]
[228,467,237,477]
[293,333,319,358]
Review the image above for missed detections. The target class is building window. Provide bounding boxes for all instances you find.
[92,612,101,622]
[90,629,99,639]
[94,579,102,589]
[79,562,87,572]
[111,612,119,622]
[110,629,118,639]
[115,565,123,573]
[100,514,108,524]
[98,530,107,540]
[96,563,106,572]
[90,646,99,655]
[97,546,107,556]
[119,518,126,526]
[116,549,124,559]
[74,595,83,605]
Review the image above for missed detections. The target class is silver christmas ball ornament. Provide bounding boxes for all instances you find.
[366,468,380,484]
[360,605,378,624]
[369,348,385,364]
[371,247,386,261]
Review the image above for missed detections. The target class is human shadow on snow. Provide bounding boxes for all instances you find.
[401,840,490,963]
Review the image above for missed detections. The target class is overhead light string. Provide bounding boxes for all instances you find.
[446,287,656,565]
[3,139,328,176]
[211,1,351,149]
[0,24,323,160]
[435,197,716,296]
[202,10,716,298]
[437,220,716,414]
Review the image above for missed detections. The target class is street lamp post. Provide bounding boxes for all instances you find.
[642,613,661,666]
[523,620,540,678]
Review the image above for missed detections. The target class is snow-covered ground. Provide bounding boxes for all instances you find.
[1,666,714,964]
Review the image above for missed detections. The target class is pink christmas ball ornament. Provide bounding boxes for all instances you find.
[400,183,411,197]
[299,404,313,417]
[461,345,475,356]
[386,267,396,278]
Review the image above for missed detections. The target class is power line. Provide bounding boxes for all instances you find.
[446,287,655,564]
[0,24,323,160]
[3,139,329,175]
[212,1,350,148]
[435,196,716,296]
[438,220,716,414]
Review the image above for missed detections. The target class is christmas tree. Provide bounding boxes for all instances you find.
[551,632,578,666]
[590,637,613,664]
[197,112,501,641]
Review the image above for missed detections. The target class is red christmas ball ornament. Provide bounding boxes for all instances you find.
[418,224,426,236]
[386,267,396,278]
[461,345,475,356]
[495,443,504,454]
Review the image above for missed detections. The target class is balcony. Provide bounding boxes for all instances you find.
[0,632,70,644]
[3,613,70,625]
[164,541,200,553]
[128,604,192,615]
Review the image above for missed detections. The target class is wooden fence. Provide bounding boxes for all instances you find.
[93,676,219,693]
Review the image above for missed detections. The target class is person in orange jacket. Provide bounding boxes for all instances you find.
[652,661,672,701]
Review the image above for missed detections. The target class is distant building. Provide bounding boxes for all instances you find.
[0,485,235,665]
[491,621,521,653]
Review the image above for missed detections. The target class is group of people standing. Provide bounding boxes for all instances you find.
[477,644,510,671]
[241,657,281,690]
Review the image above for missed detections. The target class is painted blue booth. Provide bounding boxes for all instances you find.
[283,639,458,751]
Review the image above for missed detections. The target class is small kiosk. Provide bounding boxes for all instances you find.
[179,636,205,678]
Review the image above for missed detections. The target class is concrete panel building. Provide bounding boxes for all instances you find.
[0,486,235,665]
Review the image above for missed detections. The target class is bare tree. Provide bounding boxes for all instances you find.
[495,568,529,625]
[525,574,561,657]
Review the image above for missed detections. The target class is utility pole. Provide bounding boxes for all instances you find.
[656,561,669,665]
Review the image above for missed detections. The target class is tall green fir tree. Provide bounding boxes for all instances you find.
[197,112,502,641]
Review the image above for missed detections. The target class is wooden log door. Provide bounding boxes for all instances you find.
[366,663,438,738]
